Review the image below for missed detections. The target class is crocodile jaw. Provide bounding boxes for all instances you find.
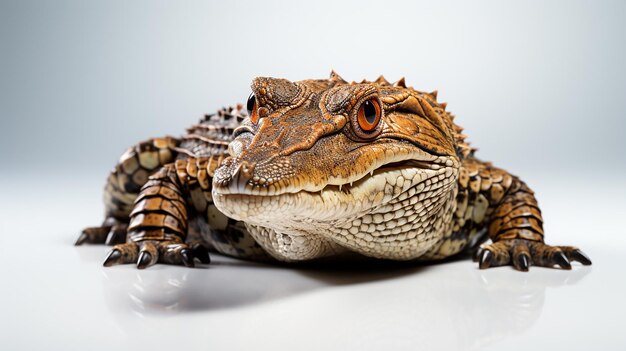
[212,159,459,237]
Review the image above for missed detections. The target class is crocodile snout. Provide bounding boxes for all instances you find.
[229,160,255,193]
[213,159,256,194]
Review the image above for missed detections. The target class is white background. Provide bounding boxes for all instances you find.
[1,1,624,350]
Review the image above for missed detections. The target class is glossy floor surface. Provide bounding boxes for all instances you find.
[0,173,624,350]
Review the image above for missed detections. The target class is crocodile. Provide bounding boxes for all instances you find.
[75,72,592,271]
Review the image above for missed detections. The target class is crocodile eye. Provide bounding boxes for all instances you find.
[246,93,258,124]
[356,98,381,133]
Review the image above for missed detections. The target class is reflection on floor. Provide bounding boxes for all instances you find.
[92,251,590,350]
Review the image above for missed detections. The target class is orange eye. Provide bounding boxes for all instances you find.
[357,98,381,132]
[246,93,259,124]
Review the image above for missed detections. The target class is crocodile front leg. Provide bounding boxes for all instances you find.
[75,137,180,246]
[101,158,219,268]
[431,157,592,271]
[471,158,591,271]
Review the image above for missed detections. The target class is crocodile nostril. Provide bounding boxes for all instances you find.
[229,160,256,193]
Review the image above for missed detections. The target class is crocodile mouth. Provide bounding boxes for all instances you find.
[215,160,431,195]
[211,157,458,227]
[212,141,453,196]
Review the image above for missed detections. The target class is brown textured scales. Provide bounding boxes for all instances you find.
[76,73,591,272]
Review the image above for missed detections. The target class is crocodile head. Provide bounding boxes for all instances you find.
[212,72,467,237]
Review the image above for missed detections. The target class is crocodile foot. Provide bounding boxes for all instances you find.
[75,218,128,246]
[103,240,211,269]
[473,239,592,272]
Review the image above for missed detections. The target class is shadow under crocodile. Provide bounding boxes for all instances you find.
[99,253,436,312]
[98,251,590,313]
[94,249,591,349]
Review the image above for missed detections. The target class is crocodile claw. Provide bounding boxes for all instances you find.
[75,232,89,246]
[479,250,493,269]
[554,252,572,270]
[103,249,123,267]
[514,254,530,272]
[179,249,195,268]
[190,242,211,264]
[569,249,592,265]
[76,225,111,245]
[104,225,127,245]
[193,248,211,264]
[137,251,154,269]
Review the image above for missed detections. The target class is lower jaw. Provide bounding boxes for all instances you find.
[212,191,336,226]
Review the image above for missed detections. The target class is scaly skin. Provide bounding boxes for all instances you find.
[76,72,591,271]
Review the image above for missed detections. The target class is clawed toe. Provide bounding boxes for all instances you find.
[513,253,530,272]
[478,250,493,269]
[137,251,154,269]
[553,252,572,270]
[103,242,139,267]
[190,242,211,264]
[160,242,211,267]
[75,226,111,245]
[104,224,128,245]
[103,249,123,267]
[77,219,128,246]
[179,249,195,268]
[74,231,90,246]
[567,249,592,265]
